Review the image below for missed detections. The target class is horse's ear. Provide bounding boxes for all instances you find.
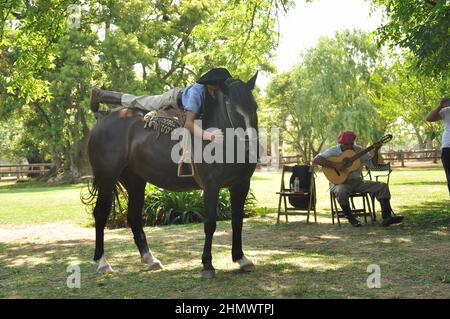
[246,70,258,90]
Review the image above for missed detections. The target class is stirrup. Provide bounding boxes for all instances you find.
[178,162,195,177]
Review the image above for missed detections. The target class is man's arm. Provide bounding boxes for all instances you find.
[371,145,380,166]
[184,111,223,143]
[426,98,449,122]
[312,155,346,171]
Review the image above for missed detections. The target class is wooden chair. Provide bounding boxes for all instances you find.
[330,190,375,226]
[363,163,393,221]
[365,163,392,184]
[276,165,317,224]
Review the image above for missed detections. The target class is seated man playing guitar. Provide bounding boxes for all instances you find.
[312,130,404,227]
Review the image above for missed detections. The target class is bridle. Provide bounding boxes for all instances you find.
[223,78,239,129]
[223,78,258,142]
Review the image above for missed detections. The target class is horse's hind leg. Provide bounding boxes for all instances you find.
[230,179,255,272]
[201,183,220,279]
[119,169,163,270]
[93,182,115,273]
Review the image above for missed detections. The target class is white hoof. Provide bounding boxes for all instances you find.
[147,260,164,271]
[141,252,164,271]
[96,255,114,274]
[237,256,255,272]
[96,264,114,274]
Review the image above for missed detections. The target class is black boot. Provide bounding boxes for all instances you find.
[341,203,362,227]
[379,199,404,227]
[90,88,123,112]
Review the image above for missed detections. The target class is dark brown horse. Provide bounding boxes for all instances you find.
[86,72,259,278]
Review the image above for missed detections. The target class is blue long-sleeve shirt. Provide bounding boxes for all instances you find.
[181,83,205,114]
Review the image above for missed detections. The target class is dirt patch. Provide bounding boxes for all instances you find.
[0,222,94,243]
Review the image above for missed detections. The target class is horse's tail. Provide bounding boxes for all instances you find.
[80,177,99,210]
[80,177,127,218]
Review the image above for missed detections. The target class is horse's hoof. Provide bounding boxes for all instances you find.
[201,269,216,279]
[96,264,114,274]
[147,260,164,271]
[240,262,256,272]
[237,256,255,272]
[241,264,256,272]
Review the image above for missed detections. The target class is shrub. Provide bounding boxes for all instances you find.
[105,184,257,229]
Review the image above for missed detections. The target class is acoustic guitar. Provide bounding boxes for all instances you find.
[322,134,392,184]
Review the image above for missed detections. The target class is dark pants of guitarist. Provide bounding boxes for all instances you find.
[441,148,450,195]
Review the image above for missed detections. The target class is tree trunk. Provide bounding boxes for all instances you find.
[414,127,425,150]
[68,108,92,180]
[72,133,91,177]
[49,148,62,176]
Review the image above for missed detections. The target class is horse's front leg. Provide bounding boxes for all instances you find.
[201,183,220,279]
[230,179,255,272]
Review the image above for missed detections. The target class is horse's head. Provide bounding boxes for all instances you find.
[200,71,260,162]
[222,71,259,132]
[202,71,259,132]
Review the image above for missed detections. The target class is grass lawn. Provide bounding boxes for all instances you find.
[0,180,91,227]
[0,168,449,298]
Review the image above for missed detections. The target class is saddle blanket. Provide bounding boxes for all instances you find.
[143,105,186,134]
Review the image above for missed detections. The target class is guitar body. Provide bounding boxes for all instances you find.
[322,150,362,184]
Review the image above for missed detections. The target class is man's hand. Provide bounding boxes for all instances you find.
[439,97,450,110]
[333,162,348,172]
[426,97,449,122]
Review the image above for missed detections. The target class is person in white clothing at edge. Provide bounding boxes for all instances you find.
[426,97,450,195]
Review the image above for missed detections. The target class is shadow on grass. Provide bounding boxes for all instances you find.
[396,200,450,230]
[397,181,448,186]
[0,235,371,298]
[0,199,449,298]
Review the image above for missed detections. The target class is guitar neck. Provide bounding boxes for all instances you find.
[349,144,376,162]
[342,135,391,165]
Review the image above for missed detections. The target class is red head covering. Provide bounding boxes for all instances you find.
[337,130,357,144]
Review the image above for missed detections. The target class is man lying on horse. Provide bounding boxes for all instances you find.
[87,68,259,278]
[90,67,231,144]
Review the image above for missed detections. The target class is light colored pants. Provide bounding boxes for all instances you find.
[121,87,182,111]
[331,178,390,206]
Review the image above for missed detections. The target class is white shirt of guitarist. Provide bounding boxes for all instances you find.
[319,144,374,181]
[439,107,450,148]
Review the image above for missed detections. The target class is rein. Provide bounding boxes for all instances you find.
[221,84,257,142]
[224,98,237,130]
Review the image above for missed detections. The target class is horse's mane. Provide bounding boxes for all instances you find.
[226,79,258,112]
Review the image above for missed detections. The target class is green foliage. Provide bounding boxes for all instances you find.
[369,52,450,150]
[263,30,386,162]
[373,0,450,75]
[0,0,293,177]
[106,184,257,229]
[2,169,450,298]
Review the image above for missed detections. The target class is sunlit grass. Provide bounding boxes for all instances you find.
[250,167,449,217]
[0,181,91,226]
[0,167,449,298]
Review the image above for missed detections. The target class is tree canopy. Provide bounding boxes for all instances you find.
[0,0,293,178]
[263,30,386,163]
[370,52,450,149]
[373,0,450,75]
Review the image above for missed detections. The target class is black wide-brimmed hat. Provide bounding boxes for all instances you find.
[196,67,232,85]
